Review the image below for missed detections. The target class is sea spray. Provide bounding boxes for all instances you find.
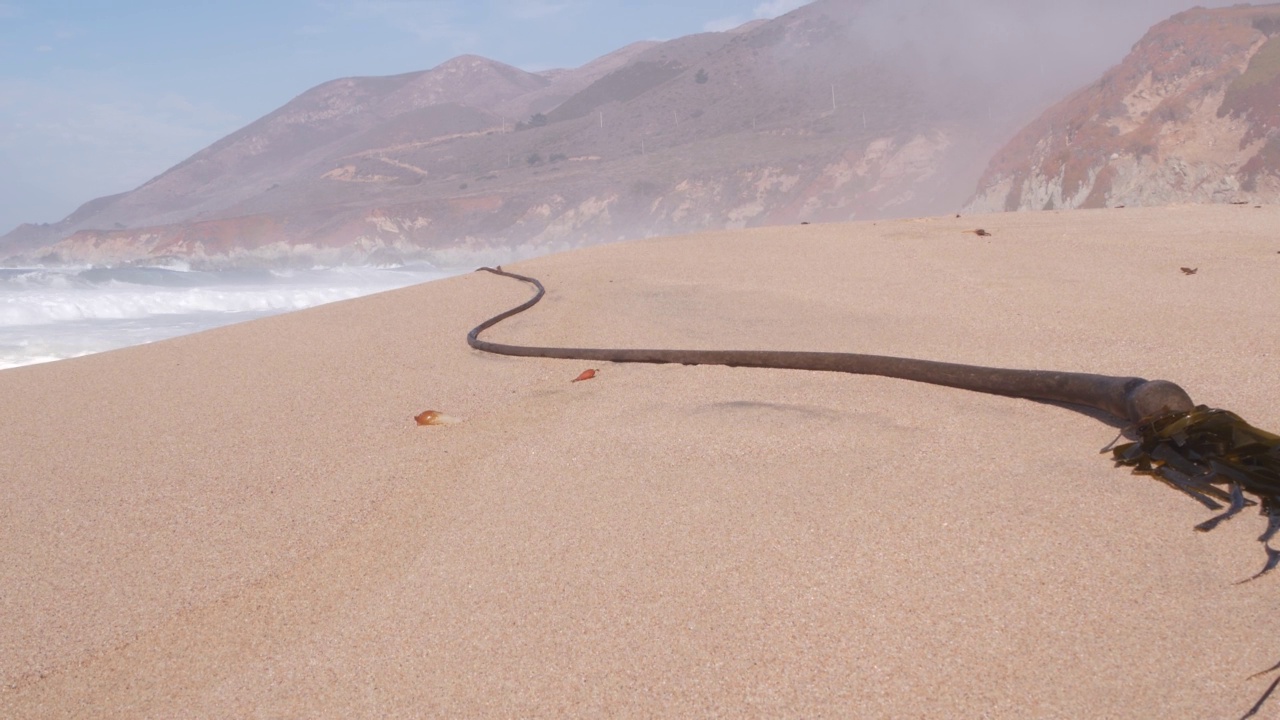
[0,265,456,369]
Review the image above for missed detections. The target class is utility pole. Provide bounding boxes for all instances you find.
[831,84,836,112]
[599,111,603,129]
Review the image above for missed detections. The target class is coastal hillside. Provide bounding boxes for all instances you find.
[968,4,1280,212]
[2,0,1079,268]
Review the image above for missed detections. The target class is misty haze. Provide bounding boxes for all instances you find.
[3,2,1280,718]
[1,0,1269,370]
[0,0,1247,264]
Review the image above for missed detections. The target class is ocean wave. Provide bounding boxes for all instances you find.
[0,269,88,289]
[0,349,94,370]
[0,263,446,291]
[0,286,387,326]
[0,267,455,367]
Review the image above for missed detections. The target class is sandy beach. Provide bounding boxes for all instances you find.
[2,205,1279,718]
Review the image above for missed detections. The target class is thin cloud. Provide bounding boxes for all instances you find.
[703,15,745,32]
[707,0,811,33]
[753,0,811,19]
[0,75,242,225]
[506,0,573,20]
[0,3,21,20]
[343,0,477,46]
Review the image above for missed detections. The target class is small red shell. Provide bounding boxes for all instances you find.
[415,410,446,426]
[572,369,598,382]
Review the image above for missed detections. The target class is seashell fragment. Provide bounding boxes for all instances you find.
[572,369,598,382]
[415,410,461,426]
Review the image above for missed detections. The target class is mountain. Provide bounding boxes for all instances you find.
[968,4,1280,212]
[0,0,1112,268]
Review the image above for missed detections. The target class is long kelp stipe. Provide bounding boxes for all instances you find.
[468,265,1280,716]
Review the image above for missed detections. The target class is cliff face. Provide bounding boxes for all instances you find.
[968,5,1280,213]
[2,0,1073,268]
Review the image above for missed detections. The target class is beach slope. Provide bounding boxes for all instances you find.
[2,205,1278,717]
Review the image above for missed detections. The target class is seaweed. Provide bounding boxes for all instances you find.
[471,266,1280,716]
[1110,406,1280,717]
[1111,405,1280,575]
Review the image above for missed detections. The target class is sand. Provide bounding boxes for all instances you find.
[2,205,1278,718]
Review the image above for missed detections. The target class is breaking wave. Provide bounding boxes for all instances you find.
[0,264,456,369]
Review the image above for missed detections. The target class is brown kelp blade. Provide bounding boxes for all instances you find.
[1242,660,1280,719]
[1196,482,1250,533]
[1242,677,1280,720]
[1111,406,1280,579]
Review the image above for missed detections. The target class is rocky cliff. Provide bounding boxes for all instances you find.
[968,5,1280,213]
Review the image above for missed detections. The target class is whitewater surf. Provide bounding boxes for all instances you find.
[0,264,455,369]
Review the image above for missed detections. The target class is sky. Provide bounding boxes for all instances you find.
[0,0,1238,235]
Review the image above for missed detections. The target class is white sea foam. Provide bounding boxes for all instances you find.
[0,286,379,325]
[0,265,458,369]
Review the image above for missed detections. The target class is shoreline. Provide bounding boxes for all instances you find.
[3,205,1278,717]
[0,265,457,370]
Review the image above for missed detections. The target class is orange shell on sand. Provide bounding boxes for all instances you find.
[572,369,597,382]
[414,410,459,426]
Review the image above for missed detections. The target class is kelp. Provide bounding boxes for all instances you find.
[1111,407,1280,579]
[1111,405,1280,579]
[1110,406,1280,718]
[469,266,1280,717]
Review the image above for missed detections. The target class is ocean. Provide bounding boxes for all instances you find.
[0,263,459,370]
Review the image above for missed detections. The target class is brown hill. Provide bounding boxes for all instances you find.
[968,4,1280,212]
[0,0,1111,268]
